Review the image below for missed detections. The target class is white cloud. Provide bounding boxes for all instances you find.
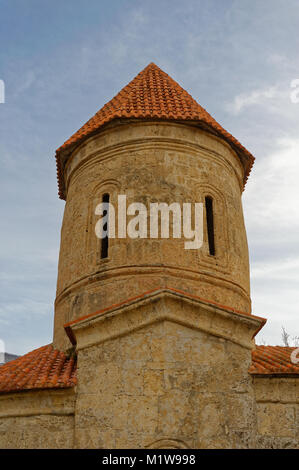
[227,86,278,114]
[13,70,36,98]
[251,257,299,281]
[1,0,299,355]
[243,137,299,345]
[0,298,52,325]
[244,136,299,227]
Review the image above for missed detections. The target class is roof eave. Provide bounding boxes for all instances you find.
[55,117,255,201]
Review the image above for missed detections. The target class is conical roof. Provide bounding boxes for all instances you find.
[55,63,254,199]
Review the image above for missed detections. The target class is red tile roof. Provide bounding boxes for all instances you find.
[55,62,255,199]
[0,344,77,394]
[0,343,297,395]
[250,345,299,375]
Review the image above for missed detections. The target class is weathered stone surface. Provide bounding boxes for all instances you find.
[253,377,299,448]
[0,389,75,448]
[0,118,297,449]
[71,293,262,449]
[54,121,251,351]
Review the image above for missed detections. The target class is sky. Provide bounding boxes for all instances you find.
[0,0,298,355]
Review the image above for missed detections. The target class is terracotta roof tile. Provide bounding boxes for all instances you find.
[250,345,299,375]
[55,62,255,199]
[0,344,77,394]
[0,342,298,395]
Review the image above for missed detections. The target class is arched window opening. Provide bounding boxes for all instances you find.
[205,196,215,256]
[101,193,110,259]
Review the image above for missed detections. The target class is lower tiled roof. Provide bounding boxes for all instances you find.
[0,344,77,394]
[0,343,297,394]
[250,345,299,375]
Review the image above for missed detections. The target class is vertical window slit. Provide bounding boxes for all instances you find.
[205,196,215,256]
[101,193,109,259]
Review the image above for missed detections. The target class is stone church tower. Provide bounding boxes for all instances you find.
[54,62,254,351]
[0,64,298,449]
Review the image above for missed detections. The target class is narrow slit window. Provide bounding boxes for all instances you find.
[205,196,215,256]
[101,193,110,259]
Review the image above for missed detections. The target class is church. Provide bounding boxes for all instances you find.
[0,63,298,449]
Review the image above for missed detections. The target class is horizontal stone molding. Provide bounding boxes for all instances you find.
[55,264,251,308]
[253,377,299,404]
[66,288,265,352]
[0,410,74,419]
[0,388,76,418]
[63,121,244,195]
[66,138,244,197]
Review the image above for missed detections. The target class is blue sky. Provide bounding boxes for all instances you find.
[0,0,298,355]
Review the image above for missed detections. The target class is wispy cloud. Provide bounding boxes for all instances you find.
[13,70,36,99]
[1,0,299,354]
[227,86,278,114]
[244,137,299,227]
[243,137,299,344]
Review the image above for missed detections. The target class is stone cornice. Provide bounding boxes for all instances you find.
[0,388,76,418]
[63,121,244,197]
[64,287,266,352]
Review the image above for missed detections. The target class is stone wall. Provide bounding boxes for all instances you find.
[0,388,75,448]
[54,121,250,351]
[72,291,261,449]
[0,342,298,448]
[253,377,299,448]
